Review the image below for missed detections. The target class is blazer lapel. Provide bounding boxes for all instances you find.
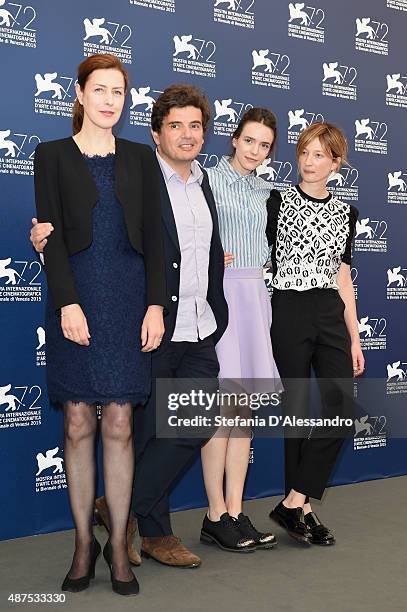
[115,137,126,199]
[153,159,216,255]
[66,137,99,203]
[114,137,132,207]
[201,171,221,238]
[155,158,181,253]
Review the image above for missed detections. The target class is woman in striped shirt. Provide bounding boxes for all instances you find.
[200,108,280,553]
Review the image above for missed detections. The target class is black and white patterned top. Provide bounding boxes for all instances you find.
[266,185,358,291]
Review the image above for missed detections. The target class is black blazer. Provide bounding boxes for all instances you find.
[34,137,166,312]
[156,159,228,350]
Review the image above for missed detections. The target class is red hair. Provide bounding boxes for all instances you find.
[72,54,129,134]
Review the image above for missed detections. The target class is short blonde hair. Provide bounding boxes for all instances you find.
[296,122,349,167]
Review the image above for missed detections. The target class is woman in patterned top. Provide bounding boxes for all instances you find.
[200,108,280,553]
[267,122,364,546]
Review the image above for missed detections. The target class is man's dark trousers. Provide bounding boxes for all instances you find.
[132,336,219,536]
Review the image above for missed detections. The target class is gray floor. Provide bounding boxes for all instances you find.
[1,476,406,612]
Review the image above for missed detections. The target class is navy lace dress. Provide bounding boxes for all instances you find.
[45,153,150,407]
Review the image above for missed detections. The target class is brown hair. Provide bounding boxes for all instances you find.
[72,53,129,134]
[296,121,349,167]
[151,83,211,134]
[231,107,278,157]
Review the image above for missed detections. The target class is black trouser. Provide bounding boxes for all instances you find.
[132,336,219,536]
[271,289,353,501]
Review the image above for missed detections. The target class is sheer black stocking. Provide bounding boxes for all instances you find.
[101,402,134,582]
[63,401,97,579]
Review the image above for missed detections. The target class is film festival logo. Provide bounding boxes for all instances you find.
[249,428,255,464]
[287,108,324,144]
[35,446,67,493]
[355,17,389,56]
[351,266,359,300]
[354,218,387,254]
[83,17,132,64]
[322,61,358,101]
[385,73,407,109]
[213,99,253,136]
[256,159,293,191]
[197,152,220,170]
[129,0,175,13]
[0,129,40,175]
[327,167,359,202]
[387,0,407,12]
[287,2,325,43]
[34,71,75,119]
[36,326,46,367]
[354,118,388,155]
[0,0,36,48]
[0,256,42,302]
[213,0,255,30]
[358,315,387,351]
[172,34,217,79]
[251,49,291,90]
[263,266,273,298]
[353,414,387,451]
[387,171,407,205]
[387,265,407,300]
[129,85,163,128]
[386,360,407,395]
[0,383,42,430]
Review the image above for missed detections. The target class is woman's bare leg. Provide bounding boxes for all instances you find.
[225,431,251,518]
[201,434,229,521]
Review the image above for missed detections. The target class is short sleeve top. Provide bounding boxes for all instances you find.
[266,185,358,291]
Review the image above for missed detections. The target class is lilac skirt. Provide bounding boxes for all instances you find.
[215,267,281,392]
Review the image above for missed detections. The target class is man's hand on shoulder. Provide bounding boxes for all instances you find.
[30,217,54,253]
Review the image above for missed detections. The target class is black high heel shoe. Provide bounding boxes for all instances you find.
[103,540,140,596]
[61,536,101,592]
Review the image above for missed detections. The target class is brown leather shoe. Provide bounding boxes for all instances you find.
[141,535,201,568]
[94,496,141,566]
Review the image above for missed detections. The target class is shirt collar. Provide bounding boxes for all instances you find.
[156,149,203,185]
[217,155,259,188]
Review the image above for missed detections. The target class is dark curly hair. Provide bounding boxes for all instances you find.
[151,83,211,134]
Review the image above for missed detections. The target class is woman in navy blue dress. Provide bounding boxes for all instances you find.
[33,54,166,596]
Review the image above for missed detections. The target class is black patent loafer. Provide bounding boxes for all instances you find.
[200,512,256,553]
[304,512,335,546]
[236,513,276,549]
[269,501,311,545]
